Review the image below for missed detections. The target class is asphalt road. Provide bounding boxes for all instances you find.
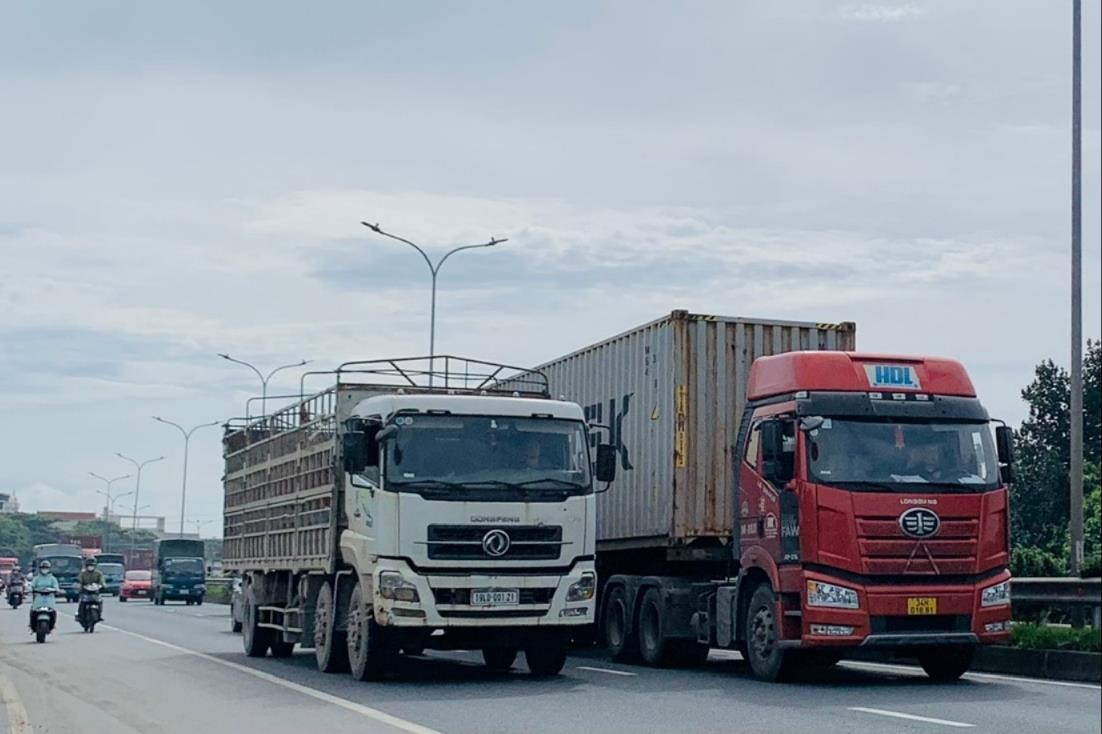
[1,597,1099,734]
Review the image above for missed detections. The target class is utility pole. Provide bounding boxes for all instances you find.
[1069,0,1084,576]
[89,472,132,554]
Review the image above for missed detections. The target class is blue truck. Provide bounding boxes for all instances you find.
[152,539,207,605]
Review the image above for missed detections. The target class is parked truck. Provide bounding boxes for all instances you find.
[152,539,207,605]
[222,357,615,680]
[506,310,1013,681]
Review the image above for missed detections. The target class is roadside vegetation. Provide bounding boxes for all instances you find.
[1012,623,1101,653]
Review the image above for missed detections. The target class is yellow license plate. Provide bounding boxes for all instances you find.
[907,597,938,615]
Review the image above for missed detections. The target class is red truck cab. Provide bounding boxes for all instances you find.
[732,352,1013,680]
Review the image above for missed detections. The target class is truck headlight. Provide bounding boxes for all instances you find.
[566,572,596,602]
[378,571,420,603]
[981,580,1010,607]
[806,580,859,609]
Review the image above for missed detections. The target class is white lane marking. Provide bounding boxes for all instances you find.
[103,625,441,734]
[0,673,31,733]
[849,707,975,728]
[576,666,638,677]
[712,649,1100,690]
[841,661,1102,691]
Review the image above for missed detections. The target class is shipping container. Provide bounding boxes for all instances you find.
[505,310,856,552]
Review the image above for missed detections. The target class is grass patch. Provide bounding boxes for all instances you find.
[1011,623,1101,652]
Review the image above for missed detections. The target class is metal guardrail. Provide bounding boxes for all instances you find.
[1012,577,1101,626]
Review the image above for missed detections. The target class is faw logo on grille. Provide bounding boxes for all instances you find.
[899,508,941,538]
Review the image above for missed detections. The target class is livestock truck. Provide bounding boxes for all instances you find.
[222,357,615,680]
[505,311,1013,681]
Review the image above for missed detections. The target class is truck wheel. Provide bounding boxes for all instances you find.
[917,646,974,682]
[604,585,638,662]
[525,639,567,676]
[270,639,295,658]
[313,581,349,673]
[482,647,518,672]
[346,584,395,681]
[242,584,272,658]
[638,588,672,666]
[744,584,794,682]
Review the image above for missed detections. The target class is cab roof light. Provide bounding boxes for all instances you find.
[915,394,930,401]
[869,392,883,400]
[795,390,809,399]
[892,393,907,400]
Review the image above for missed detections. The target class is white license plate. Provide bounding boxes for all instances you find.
[470,589,519,606]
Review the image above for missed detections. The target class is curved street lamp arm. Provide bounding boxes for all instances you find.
[265,359,311,383]
[362,221,436,274]
[436,238,507,270]
[153,416,186,436]
[218,353,265,384]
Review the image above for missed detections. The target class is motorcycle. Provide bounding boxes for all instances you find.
[77,583,103,633]
[31,587,57,643]
[7,582,24,609]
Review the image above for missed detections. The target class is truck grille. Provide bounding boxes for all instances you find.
[872,614,971,634]
[856,518,978,575]
[425,525,563,561]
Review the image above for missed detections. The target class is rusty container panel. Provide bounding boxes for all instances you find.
[530,311,856,549]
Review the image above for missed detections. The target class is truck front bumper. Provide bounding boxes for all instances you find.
[799,568,1012,648]
[370,558,597,628]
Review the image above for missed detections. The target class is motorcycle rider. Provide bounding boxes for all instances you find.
[76,557,106,622]
[29,560,61,631]
[7,565,26,600]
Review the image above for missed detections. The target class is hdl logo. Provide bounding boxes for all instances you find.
[864,364,922,390]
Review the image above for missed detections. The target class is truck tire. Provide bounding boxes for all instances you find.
[524,639,567,676]
[313,581,349,673]
[744,584,794,682]
[346,584,396,681]
[482,647,518,672]
[242,584,272,658]
[917,646,974,682]
[604,585,638,662]
[637,588,672,666]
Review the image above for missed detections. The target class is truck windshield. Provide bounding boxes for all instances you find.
[164,559,204,575]
[806,419,999,492]
[42,556,82,575]
[384,414,591,496]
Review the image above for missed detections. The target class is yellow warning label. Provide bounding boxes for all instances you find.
[675,385,688,468]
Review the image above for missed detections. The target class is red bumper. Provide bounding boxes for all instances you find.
[798,568,1012,648]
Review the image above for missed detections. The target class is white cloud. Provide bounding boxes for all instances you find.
[840,3,926,23]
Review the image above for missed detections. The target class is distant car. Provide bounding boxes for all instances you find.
[119,570,153,602]
[230,577,243,632]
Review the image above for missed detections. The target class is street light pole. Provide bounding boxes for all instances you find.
[361,222,506,369]
[1069,0,1084,575]
[217,355,311,419]
[153,417,220,537]
[116,453,164,559]
[89,472,132,554]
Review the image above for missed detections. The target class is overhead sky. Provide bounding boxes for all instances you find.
[2,1,1100,532]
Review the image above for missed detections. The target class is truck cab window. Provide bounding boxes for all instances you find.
[744,423,761,469]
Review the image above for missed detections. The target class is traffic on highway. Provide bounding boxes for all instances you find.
[3,2,1101,733]
[2,591,1099,734]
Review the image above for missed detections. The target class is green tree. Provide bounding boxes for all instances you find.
[0,515,31,559]
[1011,341,1101,555]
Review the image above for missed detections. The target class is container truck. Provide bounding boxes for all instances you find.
[152,539,207,605]
[505,310,1013,681]
[222,357,615,680]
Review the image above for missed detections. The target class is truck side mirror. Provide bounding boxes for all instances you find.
[595,444,617,483]
[760,420,792,484]
[995,425,1014,484]
[342,419,370,473]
